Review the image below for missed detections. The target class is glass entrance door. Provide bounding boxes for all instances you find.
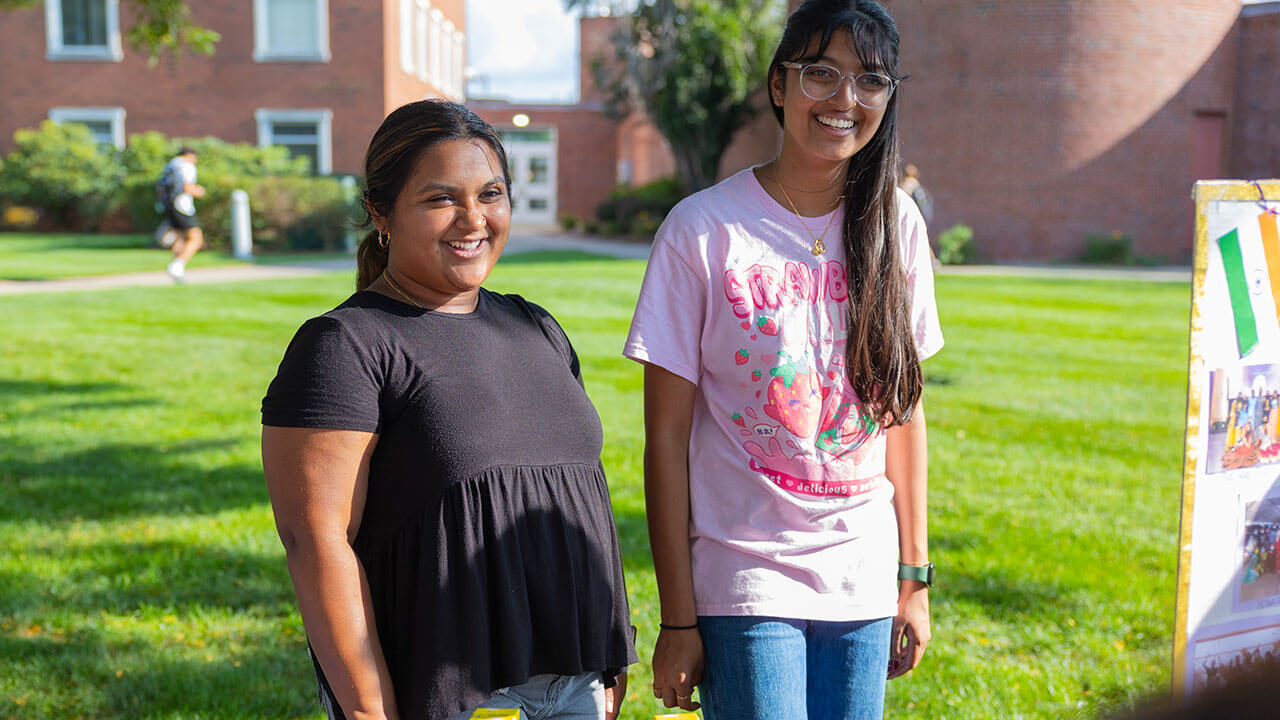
[501,128,557,227]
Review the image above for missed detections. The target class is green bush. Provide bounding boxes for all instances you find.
[559,214,580,231]
[628,210,661,238]
[0,121,122,229]
[596,176,685,235]
[243,175,354,252]
[118,132,310,234]
[582,220,601,235]
[937,224,975,264]
[1080,230,1137,265]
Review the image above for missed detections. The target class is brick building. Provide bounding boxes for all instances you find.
[4,1,1278,256]
[479,0,1280,259]
[0,0,467,175]
[883,0,1277,262]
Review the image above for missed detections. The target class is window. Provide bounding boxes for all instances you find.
[429,9,443,89]
[45,0,122,61]
[49,107,125,148]
[399,0,417,73]
[452,31,465,98]
[255,109,333,174]
[398,0,464,99]
[254,0,330,62]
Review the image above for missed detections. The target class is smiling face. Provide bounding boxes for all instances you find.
[771,28,889,168]
[375,138,511,312]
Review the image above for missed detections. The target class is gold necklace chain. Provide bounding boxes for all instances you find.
[773,162,844,256]
[382,271,424,308]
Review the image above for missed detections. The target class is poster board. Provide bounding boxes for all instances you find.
[1173,179,1280,697]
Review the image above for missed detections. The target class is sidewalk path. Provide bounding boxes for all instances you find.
[0,232,1188,295]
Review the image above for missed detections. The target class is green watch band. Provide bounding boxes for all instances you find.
[898,562,935,587]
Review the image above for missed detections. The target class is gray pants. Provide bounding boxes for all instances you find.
[445,671,605,720]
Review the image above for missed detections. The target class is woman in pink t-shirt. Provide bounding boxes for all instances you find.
[625,1,941,718]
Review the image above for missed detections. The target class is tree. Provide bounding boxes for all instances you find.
[569,0,784,191]
[0,0,219,62]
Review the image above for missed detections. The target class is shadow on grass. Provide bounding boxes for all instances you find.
[0,438,267,522]
[0,378,268,523]
[0,627,316,719]
[0,538,292,617]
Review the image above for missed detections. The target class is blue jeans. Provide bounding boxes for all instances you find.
[698,615,893,720]
[444,671,605,720]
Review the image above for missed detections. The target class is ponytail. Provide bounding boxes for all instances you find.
[355,229,387,290]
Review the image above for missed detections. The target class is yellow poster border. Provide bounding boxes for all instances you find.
[1173,179,1280,697]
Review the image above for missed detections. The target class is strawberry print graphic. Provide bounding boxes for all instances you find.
[815,387,878,458]
[732,412,746,427]
[762,351,822,438]
[751,369,762,382]
[756,316,779,336]
[735,349,750,365]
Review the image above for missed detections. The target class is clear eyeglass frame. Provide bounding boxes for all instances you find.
[779,61,897,109]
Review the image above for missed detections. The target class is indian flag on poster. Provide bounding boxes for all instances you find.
[1216,212,1280,358]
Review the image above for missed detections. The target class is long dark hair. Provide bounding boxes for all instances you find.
[768,0,920,427]
[355,100,512,290]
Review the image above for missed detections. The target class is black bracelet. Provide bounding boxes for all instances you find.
[659,622,699,631]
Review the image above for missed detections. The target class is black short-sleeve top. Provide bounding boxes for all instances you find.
[262,288,636,720]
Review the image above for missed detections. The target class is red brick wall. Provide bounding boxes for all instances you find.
[880,0,1241,261]
[579,16,626,104]
[1232,6,1280,181]
[471,102,619,222]
[0,0,458,175]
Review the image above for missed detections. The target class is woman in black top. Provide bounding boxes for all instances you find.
[262,100,635,720]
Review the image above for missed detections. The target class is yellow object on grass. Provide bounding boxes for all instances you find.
[654,714,699,719]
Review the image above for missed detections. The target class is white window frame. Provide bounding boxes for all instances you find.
[452,30,465,100]
[429,9,443,89]
[49,106,126,148]
[441,19,456,96]
[253,0,331,63]
[399,0,415,73]
[254,108,333,174]
[45,0,122,61]
[415,0,429,82]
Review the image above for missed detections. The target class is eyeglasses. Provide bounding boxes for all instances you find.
[780,61,896,109]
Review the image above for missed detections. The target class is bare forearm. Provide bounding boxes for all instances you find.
[642,364,699,626]
[886,401,928,564]
[645,438,698,624]
[285,537,399,720]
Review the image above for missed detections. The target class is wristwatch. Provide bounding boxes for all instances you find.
[898,562,935,588]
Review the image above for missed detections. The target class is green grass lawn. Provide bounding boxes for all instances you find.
[0,232,258,281]
[0,254,1190,720]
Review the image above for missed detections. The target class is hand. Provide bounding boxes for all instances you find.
[191,184,207,198]
[604,670,627,720]
[888,581,930,679]
[651,627,704,711]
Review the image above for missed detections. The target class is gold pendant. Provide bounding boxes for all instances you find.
[812,238,825,255]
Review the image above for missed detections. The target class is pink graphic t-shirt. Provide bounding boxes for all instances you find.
[624,167,943,621]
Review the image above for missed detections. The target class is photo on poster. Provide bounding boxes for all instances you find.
[1233,487,1280,612]
[1205,363,1280,474]
[1189,620,1280,692]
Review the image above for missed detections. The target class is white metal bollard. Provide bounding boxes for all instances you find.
[230,189,253,261]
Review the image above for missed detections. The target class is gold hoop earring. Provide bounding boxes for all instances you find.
[378,230,389,249]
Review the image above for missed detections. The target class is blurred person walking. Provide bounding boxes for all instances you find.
[157,146,206,283]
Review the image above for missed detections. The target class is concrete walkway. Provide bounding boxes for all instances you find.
[0,232,1189,295]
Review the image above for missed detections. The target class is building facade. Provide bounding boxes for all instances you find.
[882,0,1266,262]
[0,0,467,175]
[478,0,1280,259]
